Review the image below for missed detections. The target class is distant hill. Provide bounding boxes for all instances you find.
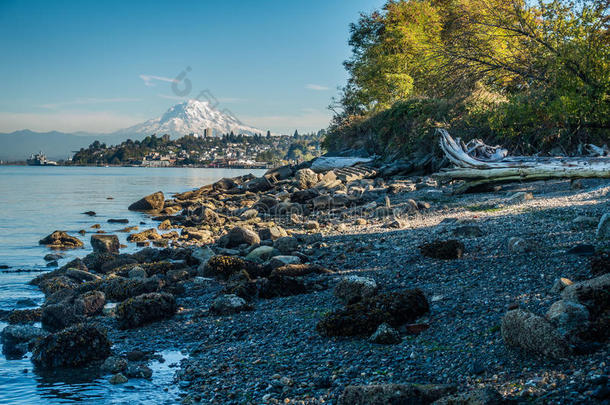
[0,100,265,161]
[0,130,127,161]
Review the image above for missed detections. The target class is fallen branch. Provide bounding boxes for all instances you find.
[435,129,610,193]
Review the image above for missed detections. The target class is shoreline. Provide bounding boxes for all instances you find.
[2,161,609,403]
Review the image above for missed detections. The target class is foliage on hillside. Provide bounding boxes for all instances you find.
[71,132,322,166]
[325,0,609,156]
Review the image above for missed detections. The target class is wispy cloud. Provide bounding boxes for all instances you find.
[306,84,329,91]
[0,111,144,133]
[157,94,186,100]
[39,97,141,110]
[140,74,178,87]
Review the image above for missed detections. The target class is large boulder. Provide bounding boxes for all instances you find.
[209,294,251,315]
[128,191,164,211]
[116,292,177,329]
[1,325,47,357]
[338,383,456,405]
[39,231,83,249]
[32,324,111,368]
[192,206,224,225]
[546,300,590,339]
[243,176,273,192]
[317,289,429,337]
[501,308,571,359]
[99,277,161,301]
[203,255,260,280]
[220,226,261,248]
[294,168,319,189]
[41,290,106,332]
[334,275,378,305]
[561,273,610,316]
[91,234,120,254]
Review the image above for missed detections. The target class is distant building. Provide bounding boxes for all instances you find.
[204,128,213,137]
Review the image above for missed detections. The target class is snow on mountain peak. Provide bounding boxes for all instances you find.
[115,99,262,137]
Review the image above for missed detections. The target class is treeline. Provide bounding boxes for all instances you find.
[324,0,609,156]
[70,132,323,165]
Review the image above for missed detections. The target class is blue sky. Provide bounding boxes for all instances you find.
[0,0,385,134]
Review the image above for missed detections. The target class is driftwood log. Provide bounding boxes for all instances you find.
[435,129,610,193]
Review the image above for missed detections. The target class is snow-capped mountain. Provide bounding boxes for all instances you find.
[114,100,262,137]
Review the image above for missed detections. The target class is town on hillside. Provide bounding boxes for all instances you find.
[69,131,324,168]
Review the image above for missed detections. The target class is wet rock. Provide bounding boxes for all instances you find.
[294,168,318,189]
[181,228,213,242]
[546,300,590,338]
[368,323,401,344]
[127,228,162,242]
[220,226,260,248]
[125,364,153,379]
[91,234,120,254]
[46,260,58,267]
[32,323,111,368]
[41,290,105,332]
[116,292,177,329]
[83,211,96,216]
[420,240,464,260]
[1,325,46,357]
[317,289,429,337]
[210,294,251,315]
[128,191,164,211]
[44,253,63,261]
[597,213,610,239]
[274,236,299,254]
[38,276,79,296]
[501,308,571,359]
[107,218,129,224]
[7,308,42,324]
[192,206,224,225]
[39,231,83,249]
[338,383,456,405]
[432,388,505,405]
[101,356,127,373]
[109,373,128,384]
[334,275,378,305]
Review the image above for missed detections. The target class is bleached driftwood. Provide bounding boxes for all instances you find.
[435,129,610,193]
[310,156,374,173]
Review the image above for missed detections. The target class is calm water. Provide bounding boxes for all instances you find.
[0,165,265,404]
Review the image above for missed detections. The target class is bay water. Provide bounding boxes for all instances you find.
[0,165,265,403]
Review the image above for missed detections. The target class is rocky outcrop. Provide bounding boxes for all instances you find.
[91,234,120,254]
[338,383,456,405]
[116,292,177,329]
[39,231,83,249]
[294,168,319,189]
[127,228,162,242]
[501,308,571,359]
[128,191,165,211]
[41,290,106,331]
[317,289,429,336]
[334,275,378,305]
[209,294,251,315]
[1,324,47,357]
[31,323,111,368]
